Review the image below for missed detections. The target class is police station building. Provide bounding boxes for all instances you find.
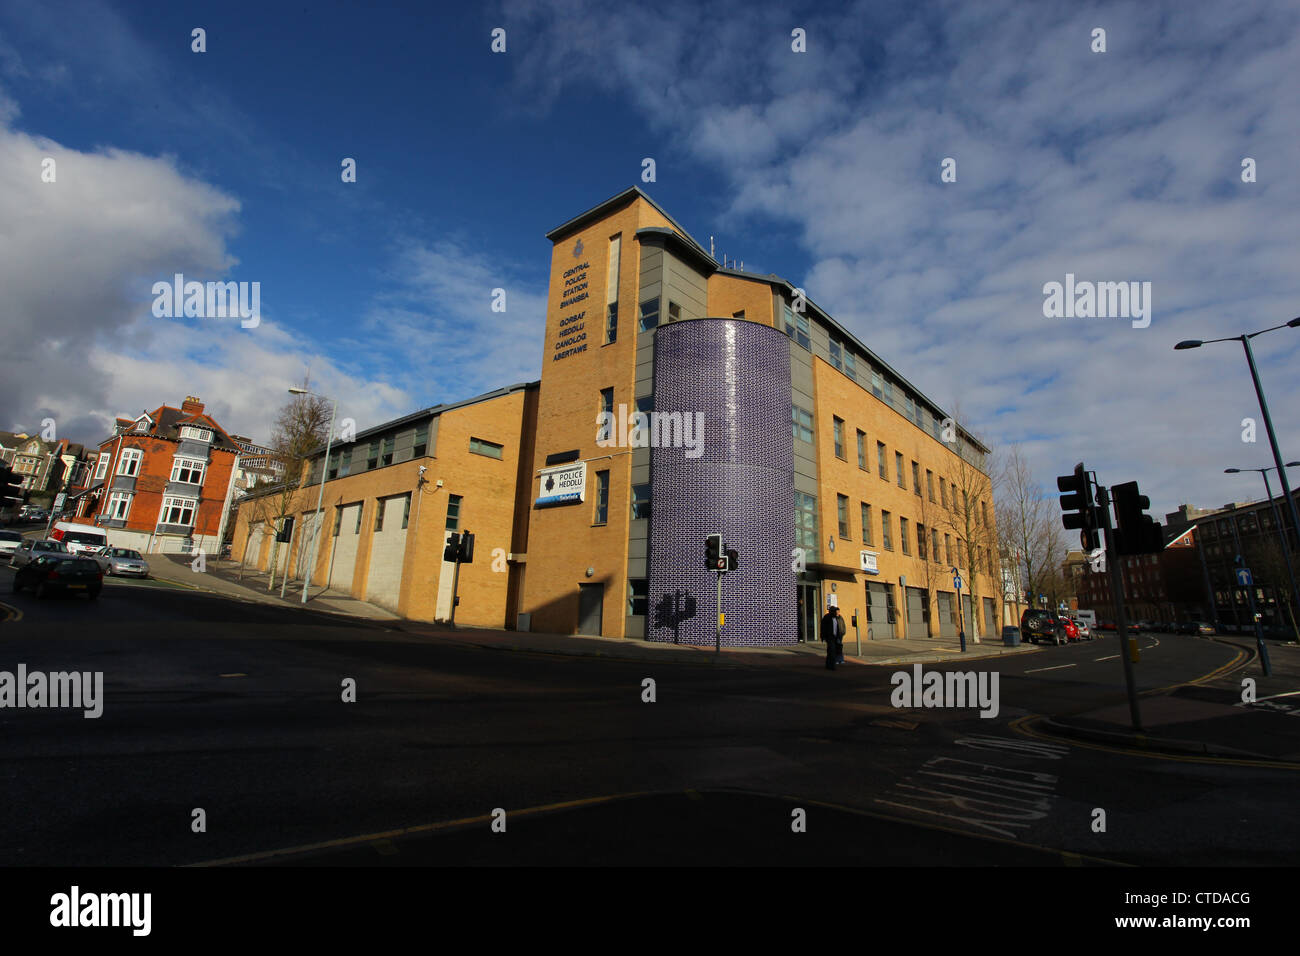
[234,187,1000,646]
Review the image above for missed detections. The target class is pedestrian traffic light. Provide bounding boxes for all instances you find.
[1112,481,1163,555]
[725,547,738,572]
[1057,463,1100,548]
[458,531,474,564]
[444,532,462,563]
[704,533,724,571]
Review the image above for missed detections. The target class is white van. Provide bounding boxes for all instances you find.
[1074,609,1097,629]
[49,521,108,556]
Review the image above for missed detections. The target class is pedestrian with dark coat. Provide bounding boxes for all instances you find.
[822,605,845,670]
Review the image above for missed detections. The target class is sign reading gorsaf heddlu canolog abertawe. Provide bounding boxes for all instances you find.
[552,253,592,361]
[536,461,587,506]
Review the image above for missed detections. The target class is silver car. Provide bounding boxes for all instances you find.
[8,537,69,568]
[92,547,150,578]
[0,530,23,556]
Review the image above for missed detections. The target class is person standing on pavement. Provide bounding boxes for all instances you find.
[821,605,844,670]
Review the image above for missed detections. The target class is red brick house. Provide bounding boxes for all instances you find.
[82,396,241,554]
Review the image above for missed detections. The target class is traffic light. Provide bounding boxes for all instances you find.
[0,464,21,508]
[1057,462,1100,550]
[275,515,295,542]
[704,533,724,571]
[1112,481,1163,555]
[725,547,738,572]
[443,531,475,563]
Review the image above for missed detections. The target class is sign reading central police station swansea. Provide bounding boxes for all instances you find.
[536,461,587,506]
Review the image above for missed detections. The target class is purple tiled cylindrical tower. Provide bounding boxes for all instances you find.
[647,318,796,646]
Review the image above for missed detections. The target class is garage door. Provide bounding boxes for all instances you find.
[329,503,364,593]
[865,581,890,640]
[906,586,929,639]
[937,591,956,638]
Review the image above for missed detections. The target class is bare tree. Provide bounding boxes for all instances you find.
[995,444,1069,619]
[941,412,998,641]
[263,378,331,589]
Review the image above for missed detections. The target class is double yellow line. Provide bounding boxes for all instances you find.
[0,601,21,623]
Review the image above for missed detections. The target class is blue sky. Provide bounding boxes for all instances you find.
[1,0,1298,518]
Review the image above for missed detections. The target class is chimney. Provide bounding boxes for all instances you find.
[181,395,205,416]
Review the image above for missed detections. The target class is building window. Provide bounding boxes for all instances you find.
[896,452,905,488]
[636,394,653,415]
[339,448,352,477]
[857,431,866,470]
[594,470,609,524]
[829,338,843,371]
[833,417,845,459]
[179,426,210,442]
[631,483,651,521]
[843,349,857,382]
[795,492,818,563]
[900,517,911,555]
[469,437,504,460]
[402,494,411,529]
[668,301,681,322]
[413,425,429,458]
[333,506,342,536]
[159,496,196,527]
[381,436,395,467]
[861,503,872,545]
[639,297,660,332]
[599,388,615,442]
[877,442,887,479]
[732,310,745,319]
[783,303,810,350]
[932,528,940,559]
[940,478,948,509]
[792,405,814,443]
[107,491,131,520]
[170,457,205,485]
[944,533,952,565]
[870,370,883,399]
[927,470,935,502]
[117,448,142,477]
[94,455,110,481]
[327,450,340,480]
[882,511,893,550]
[354,506,364,534]
[917,522,927,559]
[885,585,898,624]
[912,461,921,496]
[837,494,850,539]
[375,500,385,532]
[367,441,379,470]
[628,578,648,617]
[446,495,462,531]
[605,234,621,345]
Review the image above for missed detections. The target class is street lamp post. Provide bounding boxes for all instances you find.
[1225,463,1300,641]
[288,387,337,605]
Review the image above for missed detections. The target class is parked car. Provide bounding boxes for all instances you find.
[1195,621,1216,635]
[92,547,150,578]
[0,530,23,556]
[1069,617,1092,640]
[12,553,103,599]
[1097,619,1115,631]
[1061,618,1080,642]
[7,537,68,569]
[1021,609,1067,645]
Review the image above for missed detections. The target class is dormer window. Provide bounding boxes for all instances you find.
[134,419,149,433]
[180,426,211,442]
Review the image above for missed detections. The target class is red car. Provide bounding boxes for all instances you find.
[1061,618,1080,642]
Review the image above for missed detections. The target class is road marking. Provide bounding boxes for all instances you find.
[0,600,22,623]
[218,673,247,678]
[1024,664,1075,673]
[1010,714,1300,771]
[185,791,656,866]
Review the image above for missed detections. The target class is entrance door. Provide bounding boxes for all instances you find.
[798,583,822,641]
[937,591,956,638]
[578,583,604,636]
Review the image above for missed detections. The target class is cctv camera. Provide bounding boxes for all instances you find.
[418,465,427,475]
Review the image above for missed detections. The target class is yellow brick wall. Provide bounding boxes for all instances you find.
[811,357,999,638]
[706,273,778,327]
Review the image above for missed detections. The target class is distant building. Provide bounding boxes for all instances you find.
[81,396,241,554]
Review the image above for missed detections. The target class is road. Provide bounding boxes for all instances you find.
[0,560,1297,866]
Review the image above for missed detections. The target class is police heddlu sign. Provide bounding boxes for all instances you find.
[536,462,587,506]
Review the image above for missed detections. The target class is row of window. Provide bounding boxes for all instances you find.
[104,492,198,527]
[324,425,436,480]
[93,448,209,485]
[832,493,995,573]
